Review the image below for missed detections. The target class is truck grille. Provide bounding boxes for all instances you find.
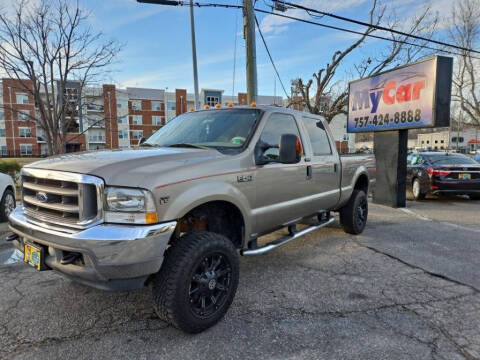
[21,168,104,229]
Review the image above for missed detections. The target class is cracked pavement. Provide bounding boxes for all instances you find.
[0,197,479,359]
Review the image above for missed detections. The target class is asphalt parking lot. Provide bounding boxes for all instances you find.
[1,197,479,360]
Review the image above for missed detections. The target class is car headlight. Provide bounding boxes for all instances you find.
[104,187,158,224]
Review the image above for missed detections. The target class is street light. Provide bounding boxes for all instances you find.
[137,0,200,110]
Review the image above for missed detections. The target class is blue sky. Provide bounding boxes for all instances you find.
[80,0,456,97]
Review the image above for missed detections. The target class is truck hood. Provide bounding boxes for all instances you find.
[25,148,222,186]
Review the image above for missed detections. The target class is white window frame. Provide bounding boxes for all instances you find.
[118,115,128,124]
[132,115,143,125]
[118,130,129,140]
[0,127,6,137]
[117,99,128,109]
[151,101,162,111]
[0,145,7,155]
[16,93,29,104]
[131,100,142,110]
[206,96,220,107]
[132,130,143,140]
[152,116,163,126]
[18,110,30,121]
[19,127,32,138]
[20,144,33,155]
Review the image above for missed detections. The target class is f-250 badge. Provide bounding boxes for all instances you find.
[237,174,253,183]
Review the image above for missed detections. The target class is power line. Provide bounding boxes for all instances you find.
[254,14,290,99]
[253,8,480,61]
[176,2,480,60]
[273,0,480,55]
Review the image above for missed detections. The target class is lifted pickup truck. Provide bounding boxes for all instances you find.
[8,105,374,333]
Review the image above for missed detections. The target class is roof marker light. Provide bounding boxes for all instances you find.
[215,103,221,108]
[227,102,234,107]
[203,105,210,110]
[250,101,257,107]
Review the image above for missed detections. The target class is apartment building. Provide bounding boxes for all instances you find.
[0,78,285,157]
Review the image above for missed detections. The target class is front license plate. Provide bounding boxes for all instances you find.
[24,243,43,270]
[458,173,471,180]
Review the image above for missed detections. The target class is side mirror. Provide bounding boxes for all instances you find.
[279,134,302,164]
[137,137,146,146]
[254,140,272,165]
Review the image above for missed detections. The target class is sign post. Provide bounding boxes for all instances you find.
[347,56,453,207]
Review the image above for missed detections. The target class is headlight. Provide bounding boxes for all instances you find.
[104,187,158,224]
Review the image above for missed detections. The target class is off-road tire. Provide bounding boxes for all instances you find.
[152,231,239,333]
[412,178,426,200]
[339,189,368,235]
[0,188,15,222]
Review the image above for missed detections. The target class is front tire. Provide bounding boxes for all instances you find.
[412,178,426,200]
[152,231,239,333]
[339,190,368,235]
[0,189,15,222]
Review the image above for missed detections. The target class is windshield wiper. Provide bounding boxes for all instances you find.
[166,143,211,150]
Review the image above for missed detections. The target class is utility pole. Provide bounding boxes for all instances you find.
[243,0,257,104]
[189,0,200,110]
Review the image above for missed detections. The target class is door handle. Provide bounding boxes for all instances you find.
[306,165,312,180]
[334,163,338,173]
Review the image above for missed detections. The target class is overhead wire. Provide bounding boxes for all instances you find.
[273,0,480,55]
[254,14,290,99]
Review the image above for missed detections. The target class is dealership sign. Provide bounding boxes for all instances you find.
[347,56,453,133]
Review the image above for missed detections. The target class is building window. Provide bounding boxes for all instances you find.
[117,99,128,109]
[167,101,176,111]
[19,127,32,138]
[20,144,33,155]
[18,110,30,121]
[0,128,5,137]
[151,101,162,111]
[132,130,143,140]
[426,140,430,144]
[132,115,142,125]
[152,116,163,126]
[206,96,220,107]
[441,140,444,143]
[118,130,129,140]
[131,100,142,110]
[0,110,4,120]
[16,93,29,104]
[421,140,424,144]
[118,115,128,124]
[0,145,7,155]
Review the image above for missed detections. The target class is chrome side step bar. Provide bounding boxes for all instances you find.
[241,217,335,256]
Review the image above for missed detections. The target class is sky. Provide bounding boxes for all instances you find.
[47,0,459,97]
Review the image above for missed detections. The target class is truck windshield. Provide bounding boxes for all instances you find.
[144,109,262,152]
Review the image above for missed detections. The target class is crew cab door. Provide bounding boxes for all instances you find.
[300,116,341,213]
[252,112,309,235]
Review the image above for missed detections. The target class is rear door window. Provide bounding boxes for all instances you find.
[302,117,332,155]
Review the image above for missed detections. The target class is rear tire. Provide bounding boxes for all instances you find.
[412,178,426,200]
[339,190,368,235]
[152,231,239,333]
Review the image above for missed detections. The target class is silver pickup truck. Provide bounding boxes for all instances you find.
[8,105,375,333]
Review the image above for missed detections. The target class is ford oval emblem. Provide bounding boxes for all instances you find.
[36,192,48,203]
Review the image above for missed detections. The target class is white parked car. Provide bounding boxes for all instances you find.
[0,172,16,222]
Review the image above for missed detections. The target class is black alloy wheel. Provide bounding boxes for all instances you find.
[189,253,232,318]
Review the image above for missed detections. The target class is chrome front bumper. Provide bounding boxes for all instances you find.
[8,206,177,291]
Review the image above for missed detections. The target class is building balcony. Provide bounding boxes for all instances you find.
[86,104,104,112]
[89,136,106,143]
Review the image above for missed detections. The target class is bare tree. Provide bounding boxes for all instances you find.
[289,1,438,123]
[450,0,480,129]
[0,0,122,155]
